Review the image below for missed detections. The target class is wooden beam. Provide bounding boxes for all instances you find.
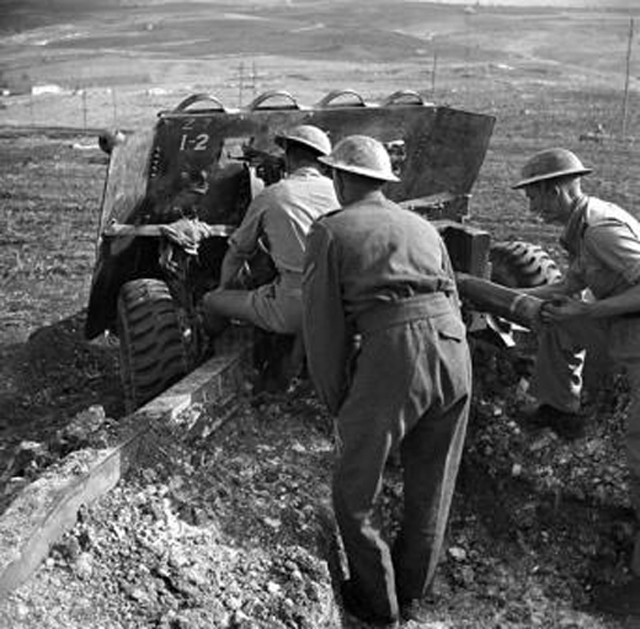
[0,328,251,601]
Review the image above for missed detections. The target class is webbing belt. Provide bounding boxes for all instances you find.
[355,293,454,335]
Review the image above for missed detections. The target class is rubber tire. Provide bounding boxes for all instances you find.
[117,278,189,412]
[490,240,561,288]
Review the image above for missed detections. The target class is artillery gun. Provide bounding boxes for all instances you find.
[85,89,560,411]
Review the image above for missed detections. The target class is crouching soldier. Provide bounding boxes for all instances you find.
[513,147,640,617]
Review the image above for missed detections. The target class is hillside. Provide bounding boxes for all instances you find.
[0,0,638,131]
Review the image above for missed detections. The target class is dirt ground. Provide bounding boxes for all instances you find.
[2,1,640,627]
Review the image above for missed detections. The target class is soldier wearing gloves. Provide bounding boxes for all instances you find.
[302,135,472,627]
[513,148,640,617]
[201,124,338,336]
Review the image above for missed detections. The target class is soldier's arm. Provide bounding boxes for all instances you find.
[582,280,640,318]
[519,264,585,300]
[219,193,269,287]
[218,245,248,288]
[577,223,640,318]
[302,222,349,415]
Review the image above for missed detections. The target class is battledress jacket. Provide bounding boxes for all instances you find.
[302,192,461,415]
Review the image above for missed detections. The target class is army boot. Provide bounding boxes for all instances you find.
[595,576,640,617]
[521,404,585,441]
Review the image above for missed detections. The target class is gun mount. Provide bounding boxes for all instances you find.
[86,88,499,410]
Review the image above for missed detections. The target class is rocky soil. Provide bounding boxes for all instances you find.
[0,317,637,628]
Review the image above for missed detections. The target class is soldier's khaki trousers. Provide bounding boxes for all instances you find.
[532,316,640,576]
[332,302,471,620]
[250,271,303,334]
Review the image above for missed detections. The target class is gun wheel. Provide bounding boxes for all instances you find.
[490,240,561,288]
[117,278,190,412]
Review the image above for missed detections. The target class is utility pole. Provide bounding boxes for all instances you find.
[622,17,634,139]
[111,87,118,127]
[252,60,257,98]
[238,61,245,107]
[81,89,88,131]
[431,50,438,98]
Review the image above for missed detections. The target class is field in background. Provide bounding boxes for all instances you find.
[1,1,639,125]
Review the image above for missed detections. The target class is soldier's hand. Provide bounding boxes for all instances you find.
[540,295,587,323]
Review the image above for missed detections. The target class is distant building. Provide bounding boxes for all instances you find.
[31,84,68,96]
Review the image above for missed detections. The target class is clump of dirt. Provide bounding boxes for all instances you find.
[0,312,122,514]
[23,313,121,418]
[0,312,122,436]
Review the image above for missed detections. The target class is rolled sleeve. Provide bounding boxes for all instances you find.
[302,222,349,415]
[586,223,640,286]
[229,193,269,258]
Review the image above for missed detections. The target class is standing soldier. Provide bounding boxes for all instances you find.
[513,148,640,617]
[302,135,472,627]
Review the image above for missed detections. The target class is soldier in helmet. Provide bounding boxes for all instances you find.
[513,147,640,616]
[302,135,472,627]
[201,124,338,337]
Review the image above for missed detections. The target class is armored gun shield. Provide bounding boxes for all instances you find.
[86,89,495,410]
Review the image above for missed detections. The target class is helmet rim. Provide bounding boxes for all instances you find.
[512,167,593,189]
[512,148,592,189]
[319,135,400,182]
[274,124,332,156]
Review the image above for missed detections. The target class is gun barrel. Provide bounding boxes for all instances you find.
[456,273,542,329]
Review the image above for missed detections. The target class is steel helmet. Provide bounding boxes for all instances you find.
[319,135,400,182]
[274,124,332,156]
[512,148,592,189]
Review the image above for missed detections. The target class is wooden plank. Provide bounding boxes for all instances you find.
[0,436,142,599]
[0,330,251,601]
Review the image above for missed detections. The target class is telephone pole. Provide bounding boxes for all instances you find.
[622,17,634,139]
